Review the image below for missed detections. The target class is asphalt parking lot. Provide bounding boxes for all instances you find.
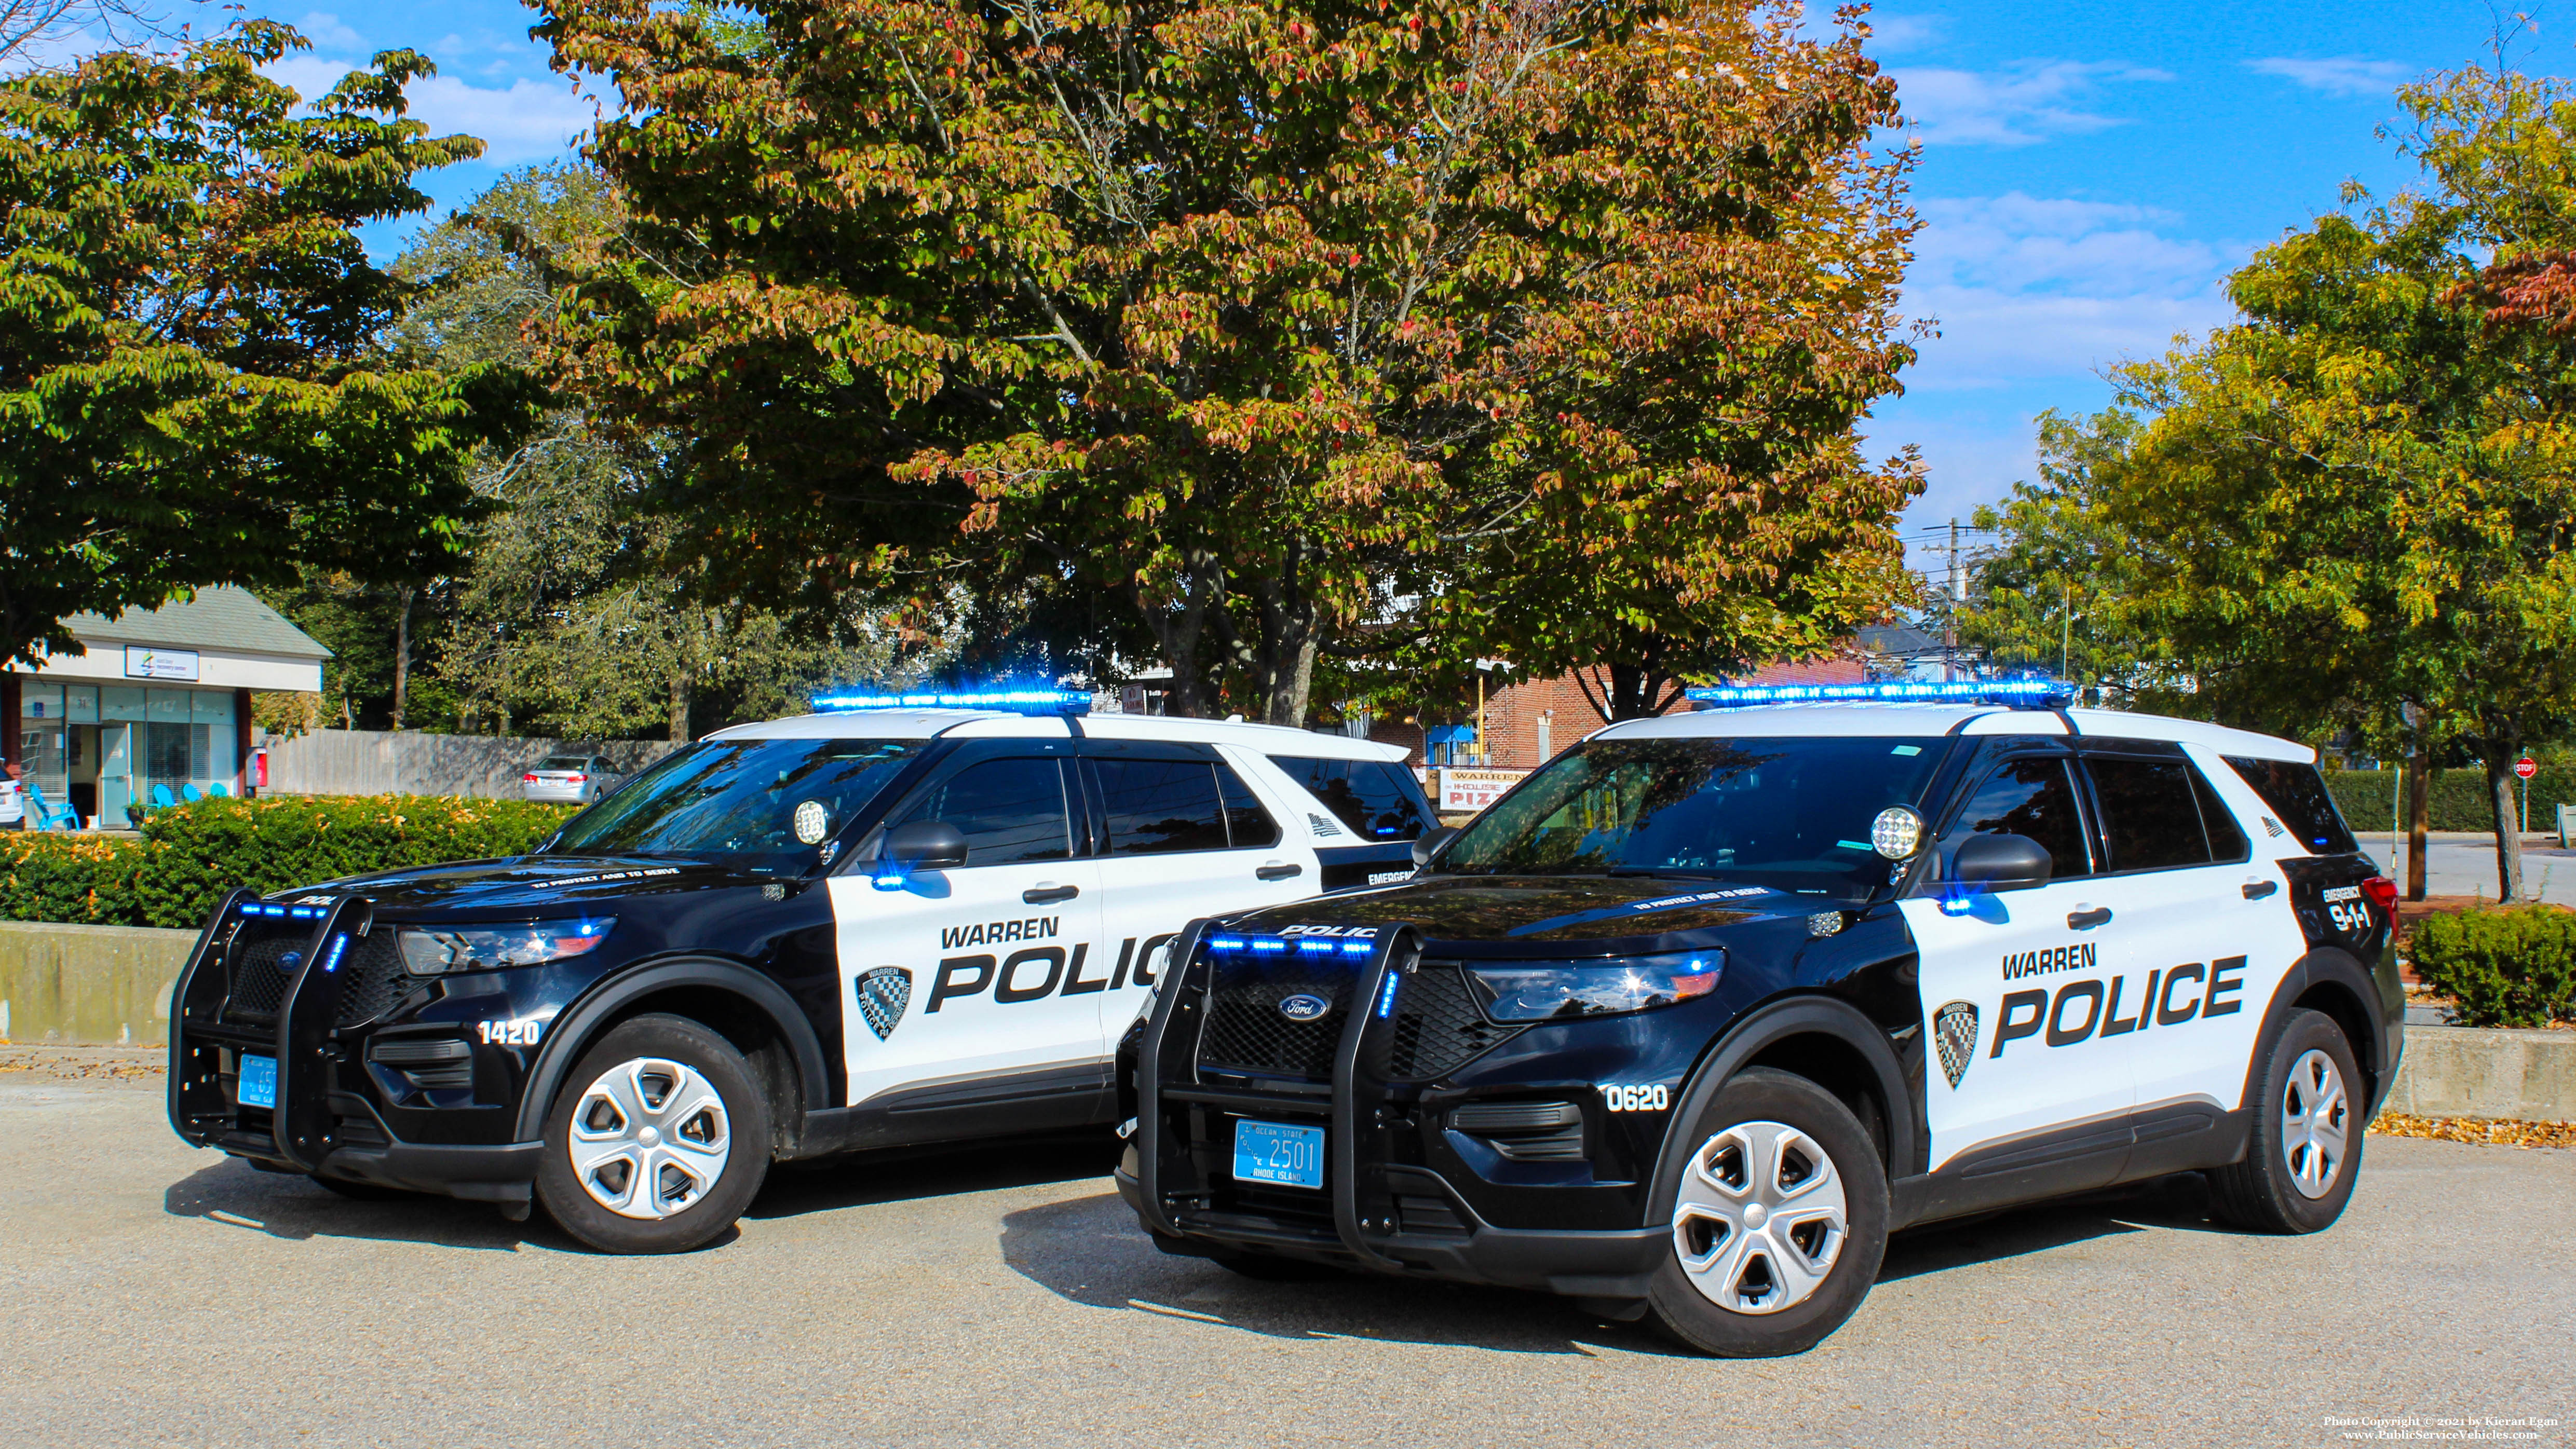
[3,1059,2568,1449]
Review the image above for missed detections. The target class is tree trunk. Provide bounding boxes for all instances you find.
[1128,563,1225,718]
[669,668,692,743]
[2405,745,2431,901]
[389,585,415,731]
[2486,752,2526,903]
[1249,557,1320,728]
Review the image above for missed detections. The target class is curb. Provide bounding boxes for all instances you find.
[0,920,197,1047]
[2385,1024,2576,1125]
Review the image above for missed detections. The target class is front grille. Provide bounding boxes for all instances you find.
[220,923,410,1029]
[1384,962,1521,1081]
[220,924,303,1022]
[1198,954,1360,1078]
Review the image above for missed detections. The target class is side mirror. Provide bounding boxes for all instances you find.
[881,819,969,873]
[1948,833,2053,893]
[1411,825,1458,869]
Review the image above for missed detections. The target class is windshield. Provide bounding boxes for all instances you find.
[1441,736,1949,900]
[543,737,925,873]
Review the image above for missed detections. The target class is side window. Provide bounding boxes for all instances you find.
[1268,755,1431,841]
[2224,756,2360,855]
[1943,756,2093,880]
[2083,756,2215,872]
[2193,767,2252,863]
[1096,758,1231,854]
[1215,763,1281,848]
[891,757,1070,866]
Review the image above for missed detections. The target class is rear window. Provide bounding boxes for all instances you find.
[538,756,593,772]
[1268,756,1431,841]
[2224,757,2360,854]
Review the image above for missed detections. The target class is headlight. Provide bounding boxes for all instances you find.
[397,919,616,975]
[1465,950,1723,1022]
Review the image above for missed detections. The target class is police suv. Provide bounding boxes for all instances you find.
[165,692,1436,1252]
[1118,682,2402,1357]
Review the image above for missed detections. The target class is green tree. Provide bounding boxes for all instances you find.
[1964,63,2576,900]
[0,23,541,677]
[536,0,1919,724]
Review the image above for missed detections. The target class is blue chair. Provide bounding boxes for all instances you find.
[150,784,178,810]
[23,785,80,832]
[181,783,205,803]
[208,783,230,799]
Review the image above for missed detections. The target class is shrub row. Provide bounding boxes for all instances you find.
[2325,767,2576,836]
[0,795,575,931]
[2409,904,2576,1028]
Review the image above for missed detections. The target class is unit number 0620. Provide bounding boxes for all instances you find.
[1601,1083,1670,1113]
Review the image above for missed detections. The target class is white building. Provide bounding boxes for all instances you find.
[5,587,329,826]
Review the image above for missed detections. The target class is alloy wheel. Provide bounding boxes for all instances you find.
[1671,1120,1849,1315]
[568,1056,732,1219]
[2281,1047,2349,1200]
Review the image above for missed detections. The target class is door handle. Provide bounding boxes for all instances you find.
[2242,880,2279,900]
[1023,884,1079,904]
[1255,863,1304,882]
[2067,907,2112,930]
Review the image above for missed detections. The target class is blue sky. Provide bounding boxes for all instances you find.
[253,0,2536,546]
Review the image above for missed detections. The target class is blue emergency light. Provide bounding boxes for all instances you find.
[1684,678,2075,709]
[812,688,1092,716]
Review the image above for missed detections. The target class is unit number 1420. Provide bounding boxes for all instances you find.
[478,1018,545,1046]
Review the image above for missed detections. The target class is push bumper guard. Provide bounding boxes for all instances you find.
[165,890,540,1208]
[1123,921,1665,1306]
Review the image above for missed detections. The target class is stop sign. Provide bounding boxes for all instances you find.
[2516,756,2539,780]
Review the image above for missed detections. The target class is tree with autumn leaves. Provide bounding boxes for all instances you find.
[535,0,1923,724]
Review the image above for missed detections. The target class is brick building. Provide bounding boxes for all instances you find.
[1366,656,1870,770]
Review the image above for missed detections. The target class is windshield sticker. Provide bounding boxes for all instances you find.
[1505,886,1770,939]
[536,867,682,890]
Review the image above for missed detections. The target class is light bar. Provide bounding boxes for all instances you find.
[1204,934,1375,958]
[1685,678,2074,708]
[812,689,1091,716]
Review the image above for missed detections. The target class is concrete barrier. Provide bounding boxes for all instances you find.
[2383,1024,2576,1124]
[0,921,196,1047]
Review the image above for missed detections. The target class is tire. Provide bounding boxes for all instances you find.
[1645,1067,1889,1358]
[2209,1008,2362,1234]
[534,1014,771,1254]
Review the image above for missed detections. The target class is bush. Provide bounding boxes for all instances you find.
[1,795,575,930]
[2409,905,2576,1028]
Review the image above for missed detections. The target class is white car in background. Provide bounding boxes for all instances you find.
[523,755,619,804]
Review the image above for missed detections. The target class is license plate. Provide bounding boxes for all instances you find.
[1232,1119,1325,1190]
[237,1054,277,1109]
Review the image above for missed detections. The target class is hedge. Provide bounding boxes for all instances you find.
[2410,905,2576,1028]
[0,795,575,931]
[2325,765,2576,836]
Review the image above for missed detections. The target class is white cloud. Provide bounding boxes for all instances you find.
[295,11,364,55]
[2247,55,2409,99]
[266,57,595,166]
[1864,13,1944,54]
[1898,192,2241,390]
[1891,60,2172,146]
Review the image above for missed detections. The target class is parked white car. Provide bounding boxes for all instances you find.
[523,755,618,804]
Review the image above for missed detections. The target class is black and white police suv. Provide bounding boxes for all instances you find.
[1117,680,2402,1357]
[165,690,1436,1252]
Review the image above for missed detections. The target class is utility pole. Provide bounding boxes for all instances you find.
[1945,517,1961,682]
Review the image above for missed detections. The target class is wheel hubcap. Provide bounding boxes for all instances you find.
[568,1057,731,1220]
[1671,1120,1848,1315]
[2281,1048,2349,1200]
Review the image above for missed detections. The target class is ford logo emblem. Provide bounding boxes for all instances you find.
[277,950,304,974]
[1277,993,1329,1022]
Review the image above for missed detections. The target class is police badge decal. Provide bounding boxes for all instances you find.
[1934,1000,1979,1089]
[856,967,914,1041]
